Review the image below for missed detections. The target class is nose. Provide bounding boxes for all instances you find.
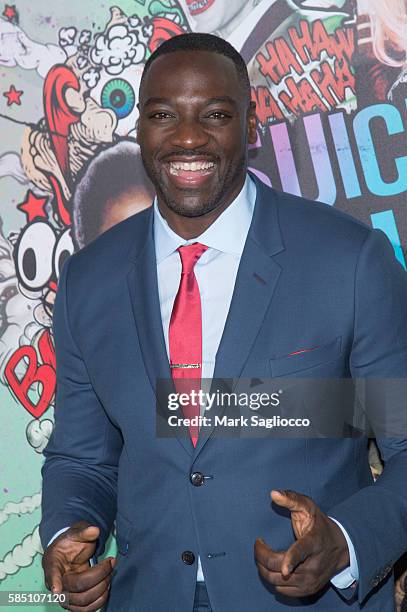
[170,117,209,150]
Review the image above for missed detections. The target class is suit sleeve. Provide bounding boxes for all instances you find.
[329,228,407,604]
[39,255,123,558]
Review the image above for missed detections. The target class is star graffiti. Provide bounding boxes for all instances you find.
[17,190,48,222]
[3,84,23,106]
[2,4,18,22]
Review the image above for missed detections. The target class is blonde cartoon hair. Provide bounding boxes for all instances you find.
[368,0,407,67]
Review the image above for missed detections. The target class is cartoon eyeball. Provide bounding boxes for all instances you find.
[14,222,74,291]
[90,64,143,137]
[101,78,136,119]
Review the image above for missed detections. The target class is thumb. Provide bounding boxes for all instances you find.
[68,523,100,544]
[271,490,310,513]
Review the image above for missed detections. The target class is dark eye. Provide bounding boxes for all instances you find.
[206,112,230,120]
[101,78,135,119]
[150,112,174,120]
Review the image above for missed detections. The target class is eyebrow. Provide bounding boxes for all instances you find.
[206,96,238,107]
[143,96,238,107]
[143,97,169,106]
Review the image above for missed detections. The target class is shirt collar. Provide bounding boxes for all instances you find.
[154,174,256,264]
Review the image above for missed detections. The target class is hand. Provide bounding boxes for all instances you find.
[42,520,116,611]
[395,568,407,612]
[254,490,350,598]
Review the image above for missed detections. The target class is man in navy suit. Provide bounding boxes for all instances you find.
[40,33,407,611]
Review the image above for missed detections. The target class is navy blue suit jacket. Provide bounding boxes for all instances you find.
[40,175,407,610]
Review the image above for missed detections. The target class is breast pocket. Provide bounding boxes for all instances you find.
[270,336,342,377]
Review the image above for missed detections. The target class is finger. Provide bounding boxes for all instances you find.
[254,538,285,573]
[44,558,64,594]
[274,584,315,597]
[63,588,109,612]
[257,563,303,588]
[62,557,113,593]
[281,534,315,576]
[257,563,321,598]
[65,573,110,608]
[67,524,100,544]
[271,490,312,513]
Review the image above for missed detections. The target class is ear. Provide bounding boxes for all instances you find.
[135,117,140,144]
[247,100,257,145]
[135,102,141,143]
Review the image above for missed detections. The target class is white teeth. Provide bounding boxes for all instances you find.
[169,161,215,175]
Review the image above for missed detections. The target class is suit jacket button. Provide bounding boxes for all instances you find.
[190,472,204,486]
[182,551,195,565]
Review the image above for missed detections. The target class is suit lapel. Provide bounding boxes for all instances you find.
[126,208,193,456]
[213,241,282,380]
[193,177,284,458]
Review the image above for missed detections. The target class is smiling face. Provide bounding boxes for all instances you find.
[137,50,256,232]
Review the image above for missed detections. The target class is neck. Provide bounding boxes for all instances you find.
[157,175,246,240]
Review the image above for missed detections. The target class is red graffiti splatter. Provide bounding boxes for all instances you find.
[5,329,56,418]
[288,20,354,65]
[310,58,355,108]
[279,77,329,115]
[257,37,303,85]
[255,20,355,88]
[43,65,81,184]
[149,17,185,53]
[251,86,284,126]
[38,329,56,370]
[47,173,71,227]
[253,19,356,124]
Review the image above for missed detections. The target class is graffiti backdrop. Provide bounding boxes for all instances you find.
[0,0,406,606]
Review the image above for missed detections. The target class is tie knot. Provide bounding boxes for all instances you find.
[178,242,208,275]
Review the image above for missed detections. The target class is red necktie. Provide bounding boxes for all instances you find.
[169,242,208,446]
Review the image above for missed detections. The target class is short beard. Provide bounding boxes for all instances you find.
[142,152,247,219]
[161,188,223,218]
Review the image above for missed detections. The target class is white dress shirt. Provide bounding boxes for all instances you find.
[48,174,358,589]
